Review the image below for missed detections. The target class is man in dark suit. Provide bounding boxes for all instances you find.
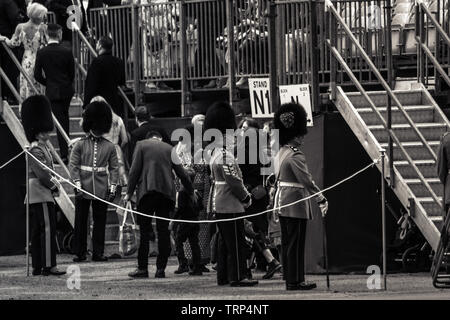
[0,0,20,103]
[84,36,125,118]
[34,24,75,163]
[438,131,450,216]
[124,132,194,279]
[129,106,171,159]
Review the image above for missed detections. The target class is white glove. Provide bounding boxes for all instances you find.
[319,201,329,218]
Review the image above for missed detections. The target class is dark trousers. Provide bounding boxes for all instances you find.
[175,223,201,268]
[30,202,57,270]
[0,45,19,102]
[280,216,307,285]
[50,97,72,160]
[73,198,108,257]
[137,191,174,270]
[216,212,247,284]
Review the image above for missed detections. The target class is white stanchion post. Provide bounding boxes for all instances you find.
[380,149,387,290]
[25,148,30,277]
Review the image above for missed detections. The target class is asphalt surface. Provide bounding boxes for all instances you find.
[1,254,450,300]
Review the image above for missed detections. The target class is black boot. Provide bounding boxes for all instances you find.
[128,268,149,278]
[174,264,190,274]
[262,260,282,280]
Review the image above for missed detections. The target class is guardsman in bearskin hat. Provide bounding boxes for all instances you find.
[438,131,450,216]
[21,95,66,276]
[204,101,258,287]
[69,100,119,262]
[273,102,328,291]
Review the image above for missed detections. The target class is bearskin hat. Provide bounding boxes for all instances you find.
[82,101,112,134]
[21,95,54,142]
[204,101,237,134]
[274,102,308,146]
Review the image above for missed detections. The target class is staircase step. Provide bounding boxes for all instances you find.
[50,131,85,146]
[368,123,447,143]
[70,117,82,132]
[394,159,437,179]
[345,90,423,108]
[418,197,444,217]
[380,141,440,160]
[430,215,444,231]
[404,178,443,198]
[357,105,435,126]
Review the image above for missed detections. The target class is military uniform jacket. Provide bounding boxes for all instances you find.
[208,147,251,214]
[273,143,326,220]
[27,141,58,204]
[437,131,450,206]
[69,134,119,200]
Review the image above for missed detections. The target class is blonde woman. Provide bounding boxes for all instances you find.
[0,2,47,100]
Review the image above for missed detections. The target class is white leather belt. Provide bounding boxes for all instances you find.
[81,165,107,172]
[214,181,226,185]
[279,181,304,188]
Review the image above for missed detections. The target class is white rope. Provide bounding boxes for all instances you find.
[0,150,25,170]
[24,149,378,224]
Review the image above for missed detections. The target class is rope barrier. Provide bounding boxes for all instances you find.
[0,150,25,170]
[24,149,378,224]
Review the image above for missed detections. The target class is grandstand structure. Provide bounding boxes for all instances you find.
[1,0,450,259]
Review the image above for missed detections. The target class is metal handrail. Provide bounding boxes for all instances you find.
[325,1,443,210]
[0,66,71,177]
[0,42,71,145]
[416,1,450,88]
[326,0,438,162]
[72,24,136,113]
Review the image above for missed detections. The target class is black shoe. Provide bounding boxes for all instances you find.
[286,281,317,291]
[189,267,203,276]
[174,265,189,274]
[230,279,259,287]
[155,269,165,278]
[42,267,66,276]
[32,268,42,276]
[200,265,210,273]
[92,255,108,262]
[128,268,149,278]
[262,260,282,280]
[73,255,87,262]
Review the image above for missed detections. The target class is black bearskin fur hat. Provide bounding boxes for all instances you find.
[274,102,308,146]
[82,101,112,135]
[21,95,54,142]
[204,101,237,134]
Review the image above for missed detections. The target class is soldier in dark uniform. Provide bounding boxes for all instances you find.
[437,131,450,216]
[273,103,328,291]
[204,101,258,287]
[21,95,66,276]
[69,100,119,262]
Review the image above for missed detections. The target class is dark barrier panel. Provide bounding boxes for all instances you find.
[0,124,25,255]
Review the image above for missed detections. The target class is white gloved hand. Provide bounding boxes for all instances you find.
[319,201,329,218]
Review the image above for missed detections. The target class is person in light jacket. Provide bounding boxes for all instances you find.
[21,95,66,276]
[204,101,258,287]
[273,102,328,291]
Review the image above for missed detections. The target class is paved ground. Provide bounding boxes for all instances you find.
[1,254,450,300]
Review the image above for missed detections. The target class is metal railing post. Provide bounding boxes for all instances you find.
[435,0,442,94]
[226,0,237,109]
[381,149,387,290]
[180,0,190,117]
[131,3,140,109]
[268,0,279,113]
[25,147,30,277]
[329,1,337,101]
[309,0,320,112]
[386,0,394,188]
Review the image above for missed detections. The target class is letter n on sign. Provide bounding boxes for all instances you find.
[248,78,273,118]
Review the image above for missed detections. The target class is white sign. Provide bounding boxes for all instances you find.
[279,84,313,126]
[248,78,273,118]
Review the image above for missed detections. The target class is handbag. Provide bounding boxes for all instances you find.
[118,201,138,256]
[250,184,267,200]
